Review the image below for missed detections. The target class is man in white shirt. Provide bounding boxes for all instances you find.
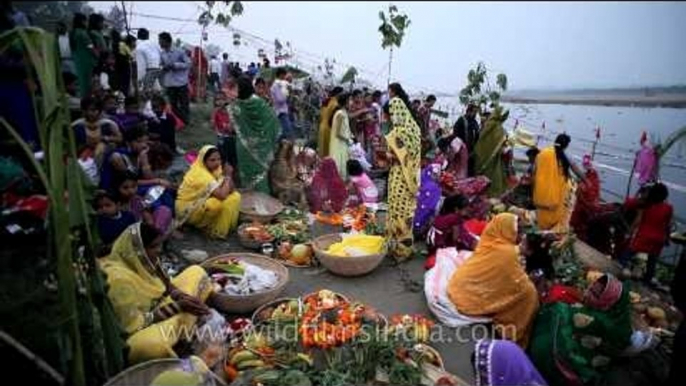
[134,28,161,96]
[209,55,221,93]
[57,22,76,75]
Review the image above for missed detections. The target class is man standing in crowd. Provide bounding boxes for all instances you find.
[220,52,231,86]
[56,21,75,75]
[418,94,437,157]
[135,28,161,97]
[271,67,294,139]
[159,32,190,125]
[453,103,480,176]
[209,54,221,93]
[417,94,436,132]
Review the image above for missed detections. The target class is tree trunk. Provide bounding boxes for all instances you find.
[387,46,393,87]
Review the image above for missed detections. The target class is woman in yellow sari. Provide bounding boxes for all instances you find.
[385,83,422,261]
[318,87,343,157]
[533,133,584,232]
[176,145,241,239]
[447,213,539,347]
[99,222,214,364]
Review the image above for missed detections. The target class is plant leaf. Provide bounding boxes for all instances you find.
[230,1,244,16]
[496,73,508,91]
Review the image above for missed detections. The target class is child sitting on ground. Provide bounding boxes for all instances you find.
[425,194,478,269]
[346,159,379,206]
[94,190,136,246]
[147,94,177,153]
[71,96,122,166]
[113,171,173,236]
[112,96,144,134]
[212,92,236,173]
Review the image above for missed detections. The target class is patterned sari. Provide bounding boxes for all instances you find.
[530,274,632,386]
[385,97,421,261]
[230,95,281,193]
[99,223,213,364]
[175,145,241,239]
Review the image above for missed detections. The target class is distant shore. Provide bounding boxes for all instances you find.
[501,93,686,108]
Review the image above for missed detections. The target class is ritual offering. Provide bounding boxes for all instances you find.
[238,222,275,250]
[312,233,386,276]
[220,289,450,386]
[201,253,289,313]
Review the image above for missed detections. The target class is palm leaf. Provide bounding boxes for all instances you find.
[657,125,686,158]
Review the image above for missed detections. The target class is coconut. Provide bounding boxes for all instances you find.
[289,244,312,265]
[647,307,666,321]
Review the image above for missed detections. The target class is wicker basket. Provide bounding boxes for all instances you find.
[416,343,445,370]
[103,358,227,386]
[251,297,301,325]
[312,233,386,277]
[239,191,284,224]
[201,253,289,314]
[237,223,274,250]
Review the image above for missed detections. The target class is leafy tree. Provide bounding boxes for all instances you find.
[378,4,410,86]
[106,4,127,32]
[340,66,358,89]
[13,1,93,30]
[197,1,243,27]
[458,61,508,111]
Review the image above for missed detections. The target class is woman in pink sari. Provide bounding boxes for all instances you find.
[306,157,348,213]
[635,131,658,186]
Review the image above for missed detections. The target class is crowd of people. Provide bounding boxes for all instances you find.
[1,8,684,386]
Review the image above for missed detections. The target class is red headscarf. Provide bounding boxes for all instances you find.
[307,157,347,213]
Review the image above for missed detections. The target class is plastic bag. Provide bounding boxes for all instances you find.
[192,309,227,367]
[424,248,491,327]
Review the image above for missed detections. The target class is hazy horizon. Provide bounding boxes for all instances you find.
[91,1,686,95]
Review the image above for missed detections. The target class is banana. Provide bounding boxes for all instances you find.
[252,370,281,383]
[236,359,266,370]
[229,350,258,365]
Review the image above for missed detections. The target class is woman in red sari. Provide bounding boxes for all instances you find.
[570,154,600,238]
[189,47,208,102]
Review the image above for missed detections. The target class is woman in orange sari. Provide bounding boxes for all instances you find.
[447,213,539,347]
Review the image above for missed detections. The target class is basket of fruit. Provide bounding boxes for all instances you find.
[103,357,226,386]
[240,191,284,224]
[201,253,289,314]
[312,233,387,277]
[237,223,275,250]
[251,298,303,326]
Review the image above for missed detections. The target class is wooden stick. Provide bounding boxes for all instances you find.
[0,330,65,385]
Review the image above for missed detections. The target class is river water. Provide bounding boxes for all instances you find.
[433,100,686,226]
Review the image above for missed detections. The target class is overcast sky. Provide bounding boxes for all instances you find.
[91,1,686,95]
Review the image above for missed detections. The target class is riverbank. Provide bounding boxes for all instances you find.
[502,93,686,108]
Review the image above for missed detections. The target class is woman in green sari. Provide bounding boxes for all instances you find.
[70,13,97,97]
[474,106,509,197]
[226,76,281,193]
[529,273,633,386]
